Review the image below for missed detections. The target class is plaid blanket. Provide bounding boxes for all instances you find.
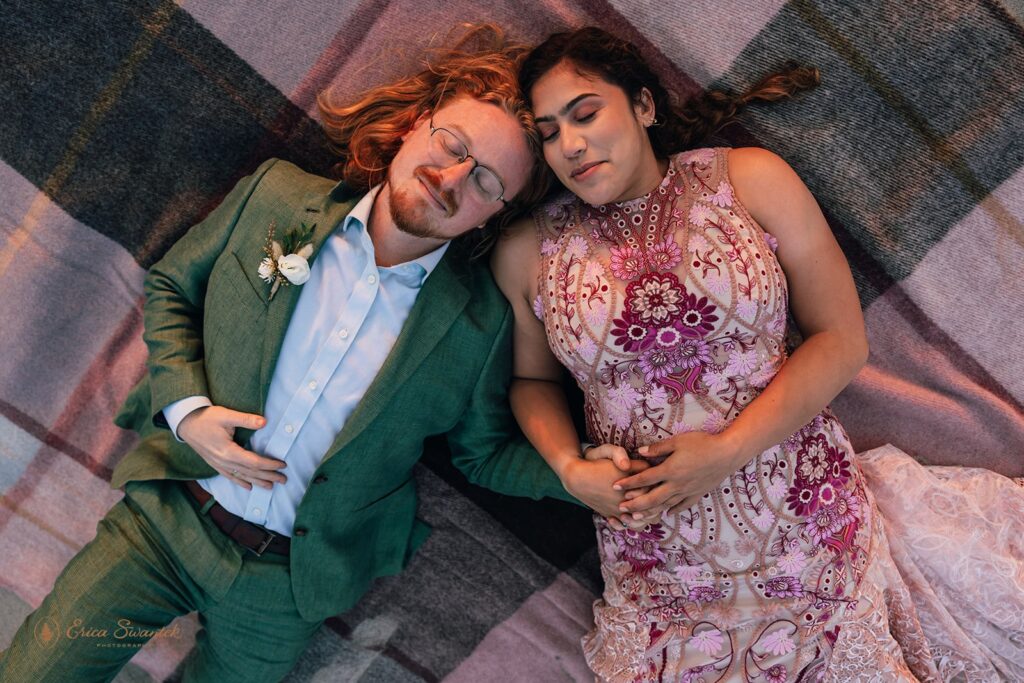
[2,1,1022,680]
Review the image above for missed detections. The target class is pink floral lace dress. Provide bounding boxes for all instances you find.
[532,148,1024,682]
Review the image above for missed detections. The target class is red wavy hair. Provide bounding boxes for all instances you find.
[318,24,552,249]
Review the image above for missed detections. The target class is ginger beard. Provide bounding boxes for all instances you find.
[387,166,458,240]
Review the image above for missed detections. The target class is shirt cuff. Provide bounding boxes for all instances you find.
[163,396,213,442]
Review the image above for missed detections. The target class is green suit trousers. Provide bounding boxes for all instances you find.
[0,480,323,682]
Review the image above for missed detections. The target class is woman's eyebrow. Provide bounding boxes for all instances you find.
[535,93,599,123]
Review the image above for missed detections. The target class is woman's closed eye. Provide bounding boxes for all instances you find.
[539,111,598,143]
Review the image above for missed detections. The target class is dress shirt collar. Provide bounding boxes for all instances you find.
[340,184,449,288]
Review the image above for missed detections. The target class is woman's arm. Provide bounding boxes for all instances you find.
[615,147,868,518]
[491,218,643,523]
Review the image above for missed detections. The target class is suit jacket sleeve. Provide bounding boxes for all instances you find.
[445,304,583,506]
[142,158,279,425]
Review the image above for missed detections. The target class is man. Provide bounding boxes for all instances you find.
[0,27,635,682]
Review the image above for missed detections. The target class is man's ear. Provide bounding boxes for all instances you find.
[401,110,432,142]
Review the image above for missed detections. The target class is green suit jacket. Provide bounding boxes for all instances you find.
[111,158,576,621]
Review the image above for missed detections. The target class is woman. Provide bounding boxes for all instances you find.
[492,27,1024,682]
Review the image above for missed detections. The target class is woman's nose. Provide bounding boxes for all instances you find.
[561,128,585,159]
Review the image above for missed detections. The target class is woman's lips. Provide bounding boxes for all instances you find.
[570,160,604,181]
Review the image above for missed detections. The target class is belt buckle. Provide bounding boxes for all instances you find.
[251,530,277,557]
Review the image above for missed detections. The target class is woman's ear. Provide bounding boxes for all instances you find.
[634,87,656,126]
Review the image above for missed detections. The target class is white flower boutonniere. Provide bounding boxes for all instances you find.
[259,221,317,300]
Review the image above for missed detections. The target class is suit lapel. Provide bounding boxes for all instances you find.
[322,254,470,462]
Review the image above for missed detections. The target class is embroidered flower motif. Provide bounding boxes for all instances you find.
[648,236,683,272]
[615,524,667,575]
[765,477,788,501]
[627,273,683,324]
[609,244,644,281]
[259,221,316,300]
[735,298,758,320]
[707,180,735,208]
[607,383,641,411]
[674,563,704,582]
[610,316,653,352]
[678,339,712,370]
[787,483,818,517]
[763,231,779,252]
[749,361,779,389]
[702,412,729,434]
[725,349,759,377]
[703,271,730,296]
[583,301,608,329]
[540,238,558,255]
[765,664,788,683]
[807,504,842,546]
[763,575,804,598]
[777,547,808,574]
[703,370,731,394]
[680,148,715,166]
[645,384,669,407]
[639,347,675,383]
[688,627,724,655]
[682,665,715,683]
[811,487,863,545]
[532,294,544,321]
[679,525,702,544]
[687,583,725,604]
[583,259,605,281]
[752,508,776,531]
[761,629,796,656]
[798,435,833,485]
[566,234,589,259]
[688,232,711,252]
[654,325,683,349]
[578,337,599,363]
[677,293,719,337]
[689,203,716,227]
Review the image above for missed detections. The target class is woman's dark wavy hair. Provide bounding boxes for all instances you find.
[520,27,820,157]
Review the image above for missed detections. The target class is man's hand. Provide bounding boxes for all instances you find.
[613,432,746,524]
[178,406,286,490]
[560,456,653,530]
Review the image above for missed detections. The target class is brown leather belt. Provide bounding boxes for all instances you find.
[184,480,291,556]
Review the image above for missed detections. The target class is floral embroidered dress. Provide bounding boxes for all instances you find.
[532,148,1024,682]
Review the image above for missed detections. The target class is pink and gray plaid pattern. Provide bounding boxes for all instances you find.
[2,1,1022,680]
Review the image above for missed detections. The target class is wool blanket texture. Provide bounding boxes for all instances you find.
[1,1,1022,680]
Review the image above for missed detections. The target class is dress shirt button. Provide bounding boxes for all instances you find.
[338,329,349,339]
[313,474,328,484]
[284,424,294,434]
[294,527,308,537]
[367,274,377,284]
[308,380,318,391]
[252,508,262,516]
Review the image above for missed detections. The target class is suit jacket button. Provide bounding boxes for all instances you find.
[313,474,328,484]
[294,527,308,537]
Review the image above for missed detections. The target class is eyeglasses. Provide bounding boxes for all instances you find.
[428,117,507,205]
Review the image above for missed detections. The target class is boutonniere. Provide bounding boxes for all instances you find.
[258,221,316,300]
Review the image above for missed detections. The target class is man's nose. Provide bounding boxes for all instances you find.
[438,157,475,189]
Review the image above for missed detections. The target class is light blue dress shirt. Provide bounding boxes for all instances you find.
[165,185,448,536]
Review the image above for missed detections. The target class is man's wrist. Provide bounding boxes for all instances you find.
[163,396,212,441]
